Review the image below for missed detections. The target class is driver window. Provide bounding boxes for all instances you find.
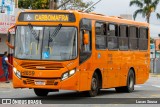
[80,30,91,53]
[80,30,92,64]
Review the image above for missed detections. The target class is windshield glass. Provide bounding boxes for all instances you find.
[15,26,77,60]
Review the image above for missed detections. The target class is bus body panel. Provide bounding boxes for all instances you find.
[12,10,150,92]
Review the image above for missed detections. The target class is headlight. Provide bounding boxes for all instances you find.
[13,67,17,73]
[13,67,21,79]
[16,71,21,79]
[62,72,69,80]
[61,69,76,81]
[69,69,76,76]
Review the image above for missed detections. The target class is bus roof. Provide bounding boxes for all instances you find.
[19,9,149,27]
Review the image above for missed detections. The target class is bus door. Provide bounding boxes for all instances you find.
[79,19,92,91]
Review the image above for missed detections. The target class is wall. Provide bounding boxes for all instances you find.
[0,34,13,81]
[0,8,20,81]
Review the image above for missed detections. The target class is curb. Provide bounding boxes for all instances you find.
[150,73,160,77]
[150,75,160,77]
[0,81,13,88]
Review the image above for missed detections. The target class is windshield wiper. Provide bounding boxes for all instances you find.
[47,30,51,52]
[49,24,62,42]
[28,23,39,40]
[47,24,62,52]
[37,30,40,51]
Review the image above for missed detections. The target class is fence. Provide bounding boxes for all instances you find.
[150,58,160,74]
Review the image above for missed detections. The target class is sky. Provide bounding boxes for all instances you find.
[89,0,160,38]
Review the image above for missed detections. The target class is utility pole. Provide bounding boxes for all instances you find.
[49,0,58,9]
[154,39,156,73]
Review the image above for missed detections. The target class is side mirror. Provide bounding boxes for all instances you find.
[83,32,89,45]
[6,25,15,49]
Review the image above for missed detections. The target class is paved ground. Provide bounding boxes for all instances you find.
[0,74,160,106]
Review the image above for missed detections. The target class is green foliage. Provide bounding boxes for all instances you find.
[157,13,160,19]
[129,0,160,23]
[18,0,49,9]
[59,0,94,12]
[18,0,94,12]
[150,37,154,43]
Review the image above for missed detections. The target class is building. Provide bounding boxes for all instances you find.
[154,38,160,58]
[150,43,155,59]
[0,0,20,81]
[150,38,160,74]
[120,14,133,20]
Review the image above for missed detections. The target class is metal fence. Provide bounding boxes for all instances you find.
[150,58,160,74]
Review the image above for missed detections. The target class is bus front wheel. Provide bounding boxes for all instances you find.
[34,89,49,96]
[87,72,99,97]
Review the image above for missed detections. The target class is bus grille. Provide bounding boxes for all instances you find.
[20,62,63,70]
[25,78,55,85]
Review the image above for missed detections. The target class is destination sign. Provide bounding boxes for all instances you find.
[18,12,76,22]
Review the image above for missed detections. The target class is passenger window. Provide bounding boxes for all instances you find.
[95,22,107,50]
[108,24,118,36]
[129,26,138,50]
[119,25,128,50]
[139,28,148,50]
[107,24,118,50]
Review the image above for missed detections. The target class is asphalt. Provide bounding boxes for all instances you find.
[0,74,159,89]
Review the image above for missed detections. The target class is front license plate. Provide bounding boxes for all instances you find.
[35,81,45,85]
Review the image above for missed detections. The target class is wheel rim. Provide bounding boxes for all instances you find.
[92,77,97,91]
[129,75,134,88]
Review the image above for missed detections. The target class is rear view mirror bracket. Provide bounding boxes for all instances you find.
[6,25,15,49]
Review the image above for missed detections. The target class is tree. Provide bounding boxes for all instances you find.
[157,13,160,19]
[18,0,94,11]
[58,0,94,12]
[18,0,49,9]
[150,37,154,43]
[129,0,160,23]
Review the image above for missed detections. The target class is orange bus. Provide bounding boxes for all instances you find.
[7,10,150,97]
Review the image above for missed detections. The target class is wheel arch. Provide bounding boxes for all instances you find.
[94,68,102,89]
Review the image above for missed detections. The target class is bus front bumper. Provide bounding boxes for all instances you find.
[13,72,79,91]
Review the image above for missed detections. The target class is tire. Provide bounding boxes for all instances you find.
[87,72,99,97]
[34,89,49,96]
[115,87,125,93]
[115,69,135,93]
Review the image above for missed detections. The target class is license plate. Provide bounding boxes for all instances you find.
[35,81,45,85]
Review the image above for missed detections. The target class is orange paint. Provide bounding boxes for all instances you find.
[10,10,149,92]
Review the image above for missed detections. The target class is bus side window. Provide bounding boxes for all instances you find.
[119,25,128,50]
[139,27,148,50]
[95,22,107,49]
[107,24,118,50]
[80,30,92,64]
[129,26,138,50]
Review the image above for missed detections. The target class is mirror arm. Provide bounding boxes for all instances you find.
[8,25,15,31]
[6,25,15,49]
[6,41,14,49]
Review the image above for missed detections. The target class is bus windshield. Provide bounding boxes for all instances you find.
[15,26,77,61]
